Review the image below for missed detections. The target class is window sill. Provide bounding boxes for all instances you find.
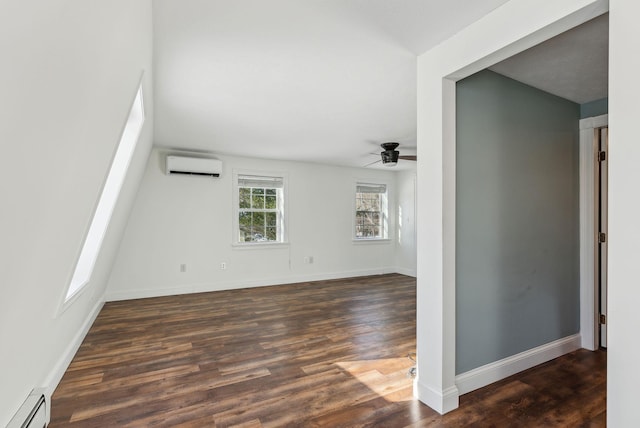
[232,241,290,250]
[352,238,392,245]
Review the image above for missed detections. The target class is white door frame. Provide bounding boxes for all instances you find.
[579,114,608,351]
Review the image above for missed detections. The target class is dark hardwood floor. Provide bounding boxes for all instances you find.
[50,274,606,427]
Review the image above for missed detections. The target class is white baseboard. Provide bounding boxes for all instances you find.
[455,333,582,395]
[414,380,459,415]
[42,296,105,420]
[395,266,417,277]
[105,267,407,301]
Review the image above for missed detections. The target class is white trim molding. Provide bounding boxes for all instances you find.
[395,266,417,278]
[43,297,105,422]
[455,334,582,395]
[414,381,459,415]
[579,114,607,351]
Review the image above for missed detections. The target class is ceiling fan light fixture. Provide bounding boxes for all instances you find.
[380,142,400,166]
[381,149,399,166]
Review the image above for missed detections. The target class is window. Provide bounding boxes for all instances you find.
[235,173,286,244]
[64,83,145,302]
[355,183,388,240]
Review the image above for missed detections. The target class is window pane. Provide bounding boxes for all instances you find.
[239,188,251,209]
[252,193,265,209]
[265,211,277,227]
[239,211,252,241]
[252,188,265,195]
[265,195,276,209]
[266,188,276,196]
[239,211,251,225]
[240,226,251,241]
[370,196,380,211]
[265,227,277,241]
[253,211,265,228]
[364,212,374,225]
[248,213,266,240]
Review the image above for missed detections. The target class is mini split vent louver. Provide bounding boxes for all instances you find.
[166,155,222,177]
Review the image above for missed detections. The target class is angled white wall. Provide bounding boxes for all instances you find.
[106,150,408,299]
[0,1,153,426]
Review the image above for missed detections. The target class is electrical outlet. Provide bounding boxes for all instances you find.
[220,262,227,270]
[180,263,187,272]
[308,256,314,264]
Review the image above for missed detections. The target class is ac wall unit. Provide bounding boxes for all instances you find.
[166,155,222,177]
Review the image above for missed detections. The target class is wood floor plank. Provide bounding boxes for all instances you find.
[50,274,605,427]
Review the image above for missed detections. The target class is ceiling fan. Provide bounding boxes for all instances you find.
[377,142,417,167]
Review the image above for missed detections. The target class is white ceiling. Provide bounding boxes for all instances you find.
[152,1,607,170]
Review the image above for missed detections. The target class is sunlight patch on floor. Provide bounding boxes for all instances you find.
[335,357,415,402]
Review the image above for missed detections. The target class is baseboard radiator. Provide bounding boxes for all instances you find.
[7,390,47,428]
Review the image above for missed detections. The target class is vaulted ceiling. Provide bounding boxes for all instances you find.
[152,0,607,169]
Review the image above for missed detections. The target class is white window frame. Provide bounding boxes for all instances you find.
[61,79,145,309]
[353,180,390,242]
[232,170,289,247]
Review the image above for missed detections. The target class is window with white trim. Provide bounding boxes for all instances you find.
[355,182,388,239]
[64,83,145,302]
[235,173,286,244]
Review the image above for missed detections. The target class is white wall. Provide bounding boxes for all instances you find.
[415,0,608,415]
[395,170,417,277]
[0,1,153,426]
[607,1,640,425]
[106,150,411,299]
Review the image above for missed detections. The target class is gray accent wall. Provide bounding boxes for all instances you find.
[455,70,580,374]
[580,97,608,118]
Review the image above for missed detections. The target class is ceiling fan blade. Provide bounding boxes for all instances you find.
[398,155,417,161]
[363,159,382,167]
